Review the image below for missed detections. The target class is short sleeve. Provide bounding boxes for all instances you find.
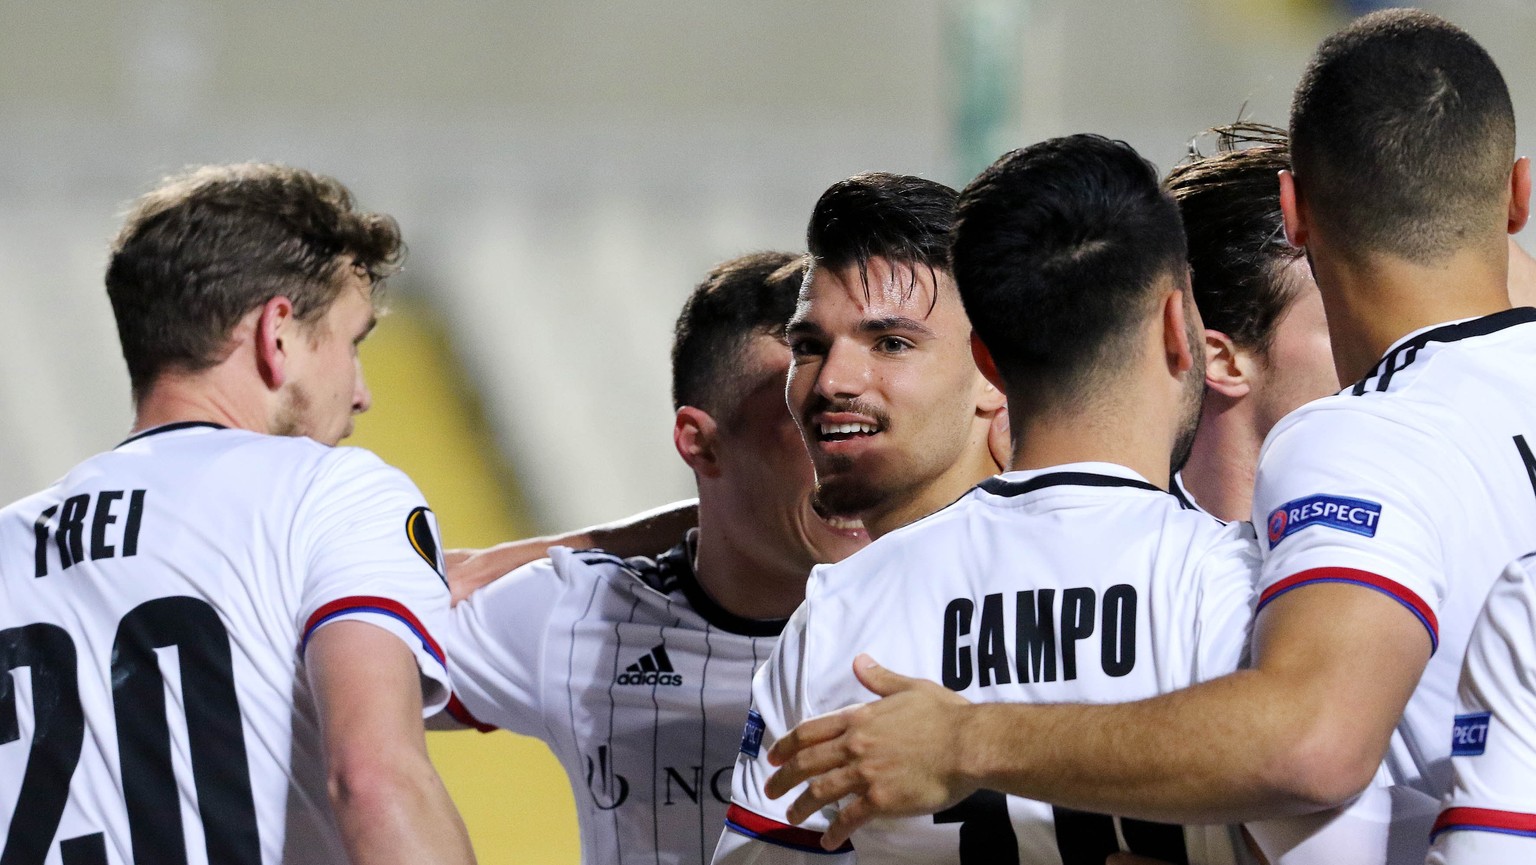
[1429,555,1536,861]
[296,447,452,715]
[1251,407,1448,653]
[441,551,575,736]
[1191,521,1261,680]
[714,601,854,864]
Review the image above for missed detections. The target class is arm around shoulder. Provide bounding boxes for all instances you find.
[306,620,476,865]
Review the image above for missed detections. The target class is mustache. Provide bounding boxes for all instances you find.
[803,397,892,429]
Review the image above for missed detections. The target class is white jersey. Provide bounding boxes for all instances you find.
[444,531,781,865]
[0,422,452,865]
[716,463,1259,865]
[1251,309,1536,801]
[1426,553,1536,863]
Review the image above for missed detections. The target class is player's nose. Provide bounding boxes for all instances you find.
[352,361,372,414]
[814,341,868,401]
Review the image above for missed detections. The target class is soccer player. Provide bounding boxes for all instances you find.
[1167,123,1337,522]
[439,252,869,865]
[763,12,1536,864]
[1427,552,1536,862]
[0,164,475,865]
[716,135,1261,864]
[783,172,1005,541]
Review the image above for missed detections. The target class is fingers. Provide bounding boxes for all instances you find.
[852,654,918,697]
[768,711,849,768]
[767,731,858,798]
[785,765,862,825]
[821,796,876,851]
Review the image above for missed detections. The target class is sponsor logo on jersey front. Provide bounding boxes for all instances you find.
[616,643,683,686]
[740,709,765,758]
[1266,494,1383,548]
[1452,712,1491,756]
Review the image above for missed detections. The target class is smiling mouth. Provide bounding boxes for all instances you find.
[817,421,880,442]
[810,497,866,534]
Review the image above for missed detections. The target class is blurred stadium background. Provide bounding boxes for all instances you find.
[3,0,1534,860]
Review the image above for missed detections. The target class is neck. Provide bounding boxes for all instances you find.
[863,425,997,540]
[133,371,269,435]
[1314,240,1511,384]
[1179,397,1261,522]
[692,496,809,621]
[1008,383,1176,491]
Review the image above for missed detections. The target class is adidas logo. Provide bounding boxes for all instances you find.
[616,644,684,686]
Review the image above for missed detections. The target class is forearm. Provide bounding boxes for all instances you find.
[957,669,1364,824]
[329,749,476,864]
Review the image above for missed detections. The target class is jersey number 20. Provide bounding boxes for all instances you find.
[1,596,260,865]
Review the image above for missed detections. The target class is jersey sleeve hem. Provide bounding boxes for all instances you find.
[445,693,498,733]
[724,804,854,855]
[300,595,448,667]
[1257,567,1439,652]
[1431,806,1536,842]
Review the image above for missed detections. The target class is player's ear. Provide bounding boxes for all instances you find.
[255,296,296,390]
[1279,170,1309,249]
[673,406,722,479]
[1508,157,1531,235]
[1162,289,1198,378]
[1203,329,1253,399]
[970,332,1006,399]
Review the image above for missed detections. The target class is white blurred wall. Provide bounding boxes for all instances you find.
[2,0,1533,528]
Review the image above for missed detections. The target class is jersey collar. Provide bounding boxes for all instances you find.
[979,462,1165,499]
[652,529,788,638]
[1350,307,1536,395]
[116,420,228,448]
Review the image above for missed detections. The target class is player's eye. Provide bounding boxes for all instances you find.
[875,336,913,353]
[789,337,825,359]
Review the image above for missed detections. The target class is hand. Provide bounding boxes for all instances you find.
[445,540,554,605]
[765,654,976,850]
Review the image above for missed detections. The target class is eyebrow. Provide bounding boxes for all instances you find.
[860,316,938,338]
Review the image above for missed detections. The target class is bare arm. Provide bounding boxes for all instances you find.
[445,499,699,603]
[307,621,477,865]
[767,583,1429,848]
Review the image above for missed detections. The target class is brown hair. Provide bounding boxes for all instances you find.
[106,163,404,399]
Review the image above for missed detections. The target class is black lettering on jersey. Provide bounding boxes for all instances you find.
[1016,589,1056,683]
[942,586,1140,692]
[1516,435,1536,501]
[977,593,1011,687]
[943,598,976,690]
[34,490,148,577]
[663,766,701,805]
[1060,588,1096,681]
[91,490,125,560]
[122,490,146,557]
[56,494,90,569]
[1101,584,1137,677]
[709,766,733,804]
[33,505,57,578]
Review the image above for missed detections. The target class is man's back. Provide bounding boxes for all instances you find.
[1253,308,1536,796]
[720,463,1257,864]
[0,422,452,864]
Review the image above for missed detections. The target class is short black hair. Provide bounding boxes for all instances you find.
[671,251,804,423]
[952,134,1188,401]
[805,172,957,298]
[1166,122,1303,354]
[1290,9,1515,263]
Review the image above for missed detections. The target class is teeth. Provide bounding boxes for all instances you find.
[824,515,865,532]
[819,422,877,436]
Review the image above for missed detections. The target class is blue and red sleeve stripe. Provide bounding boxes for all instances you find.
[724,803,854,855]
[1257,567,1439,652]
[300,595,446,666]
[1432,806,1536,842]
